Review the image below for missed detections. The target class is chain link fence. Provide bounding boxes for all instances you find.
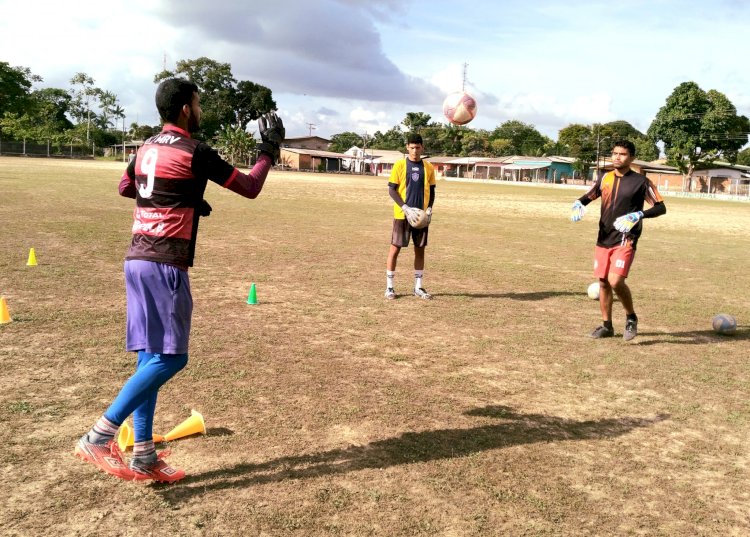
[0,138,94,159]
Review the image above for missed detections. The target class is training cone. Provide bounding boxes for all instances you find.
[247,283,258,305]
[0,297,11,324]
[26,248,37,266]
[116,422,165,451]
[163,409,206,442]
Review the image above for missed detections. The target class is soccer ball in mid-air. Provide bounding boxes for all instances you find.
[443,91,477,125]
[712,313,737,335]
[587,282,600,300]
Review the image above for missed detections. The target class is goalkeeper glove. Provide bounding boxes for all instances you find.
[198,199,212,217]
[613,211,644,233]
[570,200,585,222]
[402,205,420,227]
[257,112,285,163]
[425,206,432,225]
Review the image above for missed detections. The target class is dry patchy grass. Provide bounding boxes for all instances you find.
[1,157,749,536]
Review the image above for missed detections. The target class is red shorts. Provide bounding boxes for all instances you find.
[594,244,635,279]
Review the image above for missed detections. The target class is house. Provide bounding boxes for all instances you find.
[594,159,683,192]
[279,147,348,172]
[281,136,331,151]
[423,156,457,177]
[467,156,578,182]
[371,149,406,176]
[690,162,750,195]
[546,156,577,183]
[342,145,375,173]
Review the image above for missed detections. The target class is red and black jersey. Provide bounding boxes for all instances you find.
[120,126,237,268]
[579,170,664,248]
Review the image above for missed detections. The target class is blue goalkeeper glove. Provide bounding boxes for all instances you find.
[613,211,644,233]
[570,200,585,222]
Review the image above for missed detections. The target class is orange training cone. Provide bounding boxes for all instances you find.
[116,421,165,451]
[0,297,11,324]
[163,409,206,442]
[26,248,37,266]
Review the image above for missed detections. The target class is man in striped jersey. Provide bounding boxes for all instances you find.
[570,139,666,342]
[75,78,284,482]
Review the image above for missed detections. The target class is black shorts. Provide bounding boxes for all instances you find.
[391,219,428,248]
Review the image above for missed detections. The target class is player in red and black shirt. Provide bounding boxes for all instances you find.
[571,139,666,341]
[75,78,285,483]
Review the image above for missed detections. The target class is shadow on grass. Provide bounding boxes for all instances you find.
[634,327,750,346]
[432,291,580,300]
[156,405,668,503]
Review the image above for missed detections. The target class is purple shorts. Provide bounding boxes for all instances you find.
[124,259,192,354]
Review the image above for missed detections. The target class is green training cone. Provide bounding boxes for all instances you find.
[247,283,258,305]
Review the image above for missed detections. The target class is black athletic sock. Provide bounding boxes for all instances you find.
[603,320,613,330]
[626,313,638,322]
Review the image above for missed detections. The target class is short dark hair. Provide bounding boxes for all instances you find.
[406,132,423,145]
[613,139,636,157]
[155,77,199,123]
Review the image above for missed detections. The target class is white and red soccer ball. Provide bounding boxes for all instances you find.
[443,91,478,126]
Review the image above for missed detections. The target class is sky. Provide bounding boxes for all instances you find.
[2,0,750,141]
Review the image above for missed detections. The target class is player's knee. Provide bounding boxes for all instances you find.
[608,275,627,291]
[164,352,188,373]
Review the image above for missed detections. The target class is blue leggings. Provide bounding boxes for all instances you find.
[104,351,188,441]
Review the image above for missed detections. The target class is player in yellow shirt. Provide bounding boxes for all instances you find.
[385,133,436,300]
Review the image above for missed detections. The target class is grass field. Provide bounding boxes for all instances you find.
[1,156,749,536]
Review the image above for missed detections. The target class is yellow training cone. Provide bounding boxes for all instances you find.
[26,248,37,266]
[0,297,11,324]
[116,421,166,451]
[163,409,206,442]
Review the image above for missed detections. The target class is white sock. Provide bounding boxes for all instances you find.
[386,271,395,290]
[415,270,424,290]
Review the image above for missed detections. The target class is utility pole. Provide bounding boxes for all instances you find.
[306,123,316,137]
[595,127,601,183]
[122,116,126,163]
[361,131,368,174]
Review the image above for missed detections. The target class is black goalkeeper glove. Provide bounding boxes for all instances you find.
[199,199,212,217]
[257,111,285,163]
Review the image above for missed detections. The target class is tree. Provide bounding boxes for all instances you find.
[233,80,276,128]
[460,129,490,156]
[558,124,596,181]
[490,121,550,156]
[370,126,405,151]
[648,82,750,190]
[329,131,364,153]
[130,123,158,140]
[31,88,73,133]
[0,62,40,118]
[69,73,99,143]
[402,112,431,132]
[156,57,276,140]
[213,125,256,166]
[593,120,659,162]
[737,147,750,167]
[96,90,120,130]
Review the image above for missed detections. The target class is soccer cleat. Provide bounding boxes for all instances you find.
[623,319,638,341]
[75,434,137,480]
[384,288,396,300]
[589,325,614,339]
[414,287,432,300]
[130,450,186,483]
